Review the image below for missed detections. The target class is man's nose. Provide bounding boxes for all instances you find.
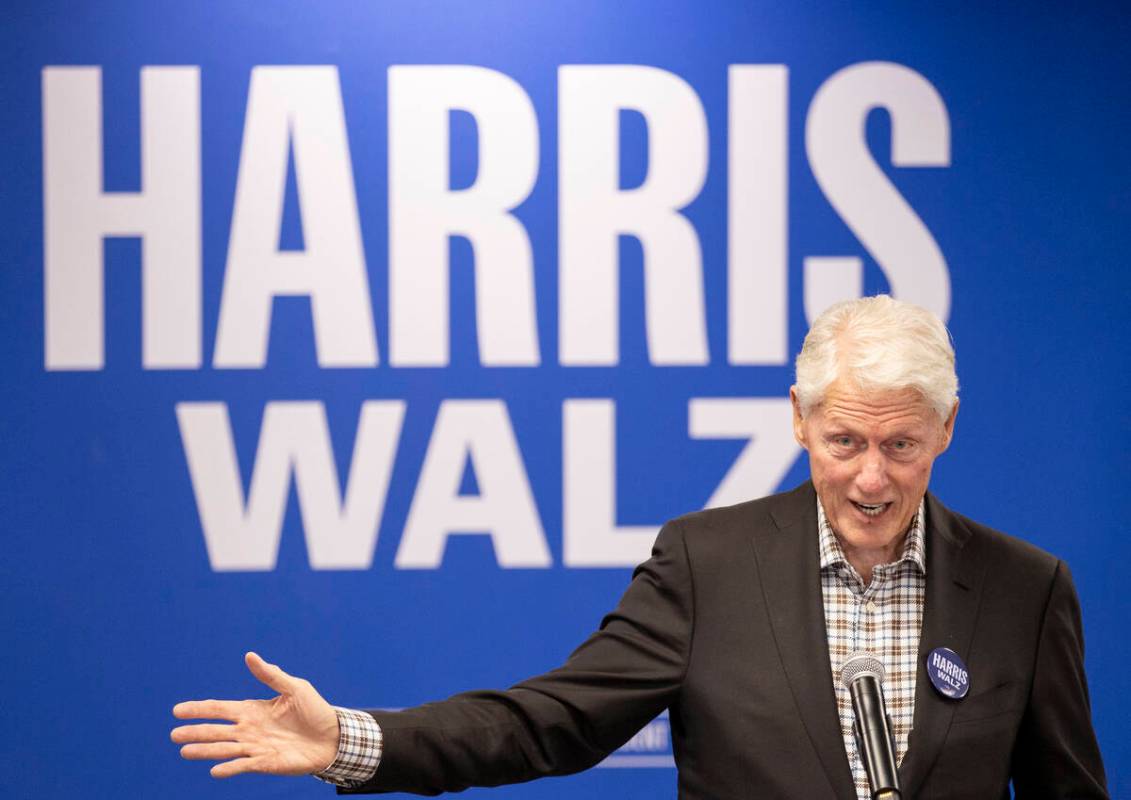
[855,450,890,494]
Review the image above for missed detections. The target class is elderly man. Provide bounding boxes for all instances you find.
[172,296,1108,799]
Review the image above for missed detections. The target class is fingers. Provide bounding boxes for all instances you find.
[173,699,244,721]
[210,757,261,779]
[180,742,248,761]
[170,723,239,744]
[245,651,296,694]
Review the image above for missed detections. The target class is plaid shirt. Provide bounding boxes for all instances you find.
[314,706,383,788]
[819,499,927,800]
[317,502,928,793]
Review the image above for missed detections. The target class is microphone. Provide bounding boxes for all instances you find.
[840,652,902,800]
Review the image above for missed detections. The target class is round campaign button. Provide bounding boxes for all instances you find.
[926,647,970,699]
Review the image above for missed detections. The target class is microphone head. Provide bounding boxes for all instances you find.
[840,651,886,688]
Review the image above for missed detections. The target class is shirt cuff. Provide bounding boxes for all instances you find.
[312,707,383,788]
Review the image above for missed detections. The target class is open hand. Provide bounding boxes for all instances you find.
[171,652,340,778]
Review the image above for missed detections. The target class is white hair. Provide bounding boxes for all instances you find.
[794,295,958,419]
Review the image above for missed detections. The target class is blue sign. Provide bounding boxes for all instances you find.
[1,2,1128,798]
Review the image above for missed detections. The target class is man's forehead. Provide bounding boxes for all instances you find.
[815,381,936,427]
[824,378,927,406]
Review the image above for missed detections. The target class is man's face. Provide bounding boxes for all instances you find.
[791,378,957,560]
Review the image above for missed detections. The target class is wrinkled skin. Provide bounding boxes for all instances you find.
[792,378,957,584]
[171,652,340,778]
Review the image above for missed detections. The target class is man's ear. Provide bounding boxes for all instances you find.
[938,398,959,453]
[790,387,809,450]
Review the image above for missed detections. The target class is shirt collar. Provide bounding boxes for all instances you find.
[817,498,927,576]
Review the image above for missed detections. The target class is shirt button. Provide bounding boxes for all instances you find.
[866,601,878,613]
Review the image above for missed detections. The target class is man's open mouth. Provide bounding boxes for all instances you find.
[851,501,891,518]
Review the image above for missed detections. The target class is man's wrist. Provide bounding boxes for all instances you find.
[312,707,383,788]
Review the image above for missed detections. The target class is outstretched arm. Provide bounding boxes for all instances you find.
[171,652,341,779]
[171,518,693,794]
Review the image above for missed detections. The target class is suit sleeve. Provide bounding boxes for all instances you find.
[1011,560,1108,798]
[339,518,695,795]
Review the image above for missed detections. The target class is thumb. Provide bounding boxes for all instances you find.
[245,651,297,694]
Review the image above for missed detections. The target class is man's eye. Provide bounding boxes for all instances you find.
[890,440,914,451]
[834,436,853,447]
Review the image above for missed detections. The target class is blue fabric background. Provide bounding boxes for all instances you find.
[1,2,1127,796]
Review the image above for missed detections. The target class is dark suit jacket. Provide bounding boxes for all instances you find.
[344,482,1107,798]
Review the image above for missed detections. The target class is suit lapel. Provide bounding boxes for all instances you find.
[751,482,856,800]
[897,492,988,798]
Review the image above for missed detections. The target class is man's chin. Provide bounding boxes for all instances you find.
[835,524,904,554]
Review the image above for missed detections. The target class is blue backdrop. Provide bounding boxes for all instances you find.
[1,2,1128,797]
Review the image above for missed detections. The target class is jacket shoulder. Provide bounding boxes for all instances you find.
[665,482,814,539]
[930,495,1063,582]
